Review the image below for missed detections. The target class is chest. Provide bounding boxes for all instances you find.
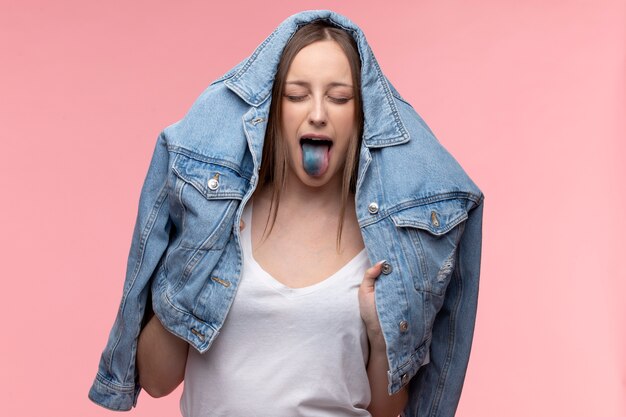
[247,198,366,289]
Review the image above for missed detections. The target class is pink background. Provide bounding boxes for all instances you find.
[1,1,624,416]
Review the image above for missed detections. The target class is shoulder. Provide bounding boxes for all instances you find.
[158,69,254,175]
[373,81,483,208]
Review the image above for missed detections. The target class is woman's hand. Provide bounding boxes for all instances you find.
[358,260,386,340]
[360,260,410,417]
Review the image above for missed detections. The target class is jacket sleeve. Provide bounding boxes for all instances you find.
[88,132,172,411]
[404,197,484,417]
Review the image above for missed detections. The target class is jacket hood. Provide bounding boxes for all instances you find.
[223,9,410,149]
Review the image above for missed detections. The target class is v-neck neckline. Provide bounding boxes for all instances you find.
[241,200,368,296]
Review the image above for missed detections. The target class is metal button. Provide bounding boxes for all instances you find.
[430,211,440,227]
[401,373,409,385]
[399,320,409,332]
[381,261,392,275]
[211,276,231,287]
[367,202,379,214]
[190,328,205,341]
[208,174,220,191]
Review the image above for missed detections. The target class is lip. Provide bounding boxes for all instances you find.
[299,133,333,143]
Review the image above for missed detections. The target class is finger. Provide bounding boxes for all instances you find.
[361,260,386,290]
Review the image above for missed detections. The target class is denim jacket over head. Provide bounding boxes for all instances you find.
[89,10,484,417]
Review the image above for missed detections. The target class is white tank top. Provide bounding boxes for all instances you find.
[180,201,372,417]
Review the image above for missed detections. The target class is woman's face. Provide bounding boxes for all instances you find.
[281,40,357,189]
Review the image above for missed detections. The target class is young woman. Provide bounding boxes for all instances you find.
[89,10,484,417]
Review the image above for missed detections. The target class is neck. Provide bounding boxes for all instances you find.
[280,170,345,211]
[252,170,357,252]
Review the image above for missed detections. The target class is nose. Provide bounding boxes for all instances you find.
[308,97,327,127]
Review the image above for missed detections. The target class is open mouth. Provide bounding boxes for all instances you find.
[299,137,334,148]
[299,136,333,177]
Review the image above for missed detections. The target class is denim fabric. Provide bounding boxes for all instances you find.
[88,10,484,416]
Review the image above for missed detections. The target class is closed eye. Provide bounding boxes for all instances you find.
[329,97,352,104]
[285,95,306,102]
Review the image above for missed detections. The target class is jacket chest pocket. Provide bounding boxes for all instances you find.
[170,154,248,252]
[390,200,468,296]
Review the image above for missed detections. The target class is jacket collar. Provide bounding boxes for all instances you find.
[224,10,409,148]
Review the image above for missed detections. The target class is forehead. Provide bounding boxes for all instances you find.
[285,40,353,85]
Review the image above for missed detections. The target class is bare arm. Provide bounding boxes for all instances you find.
[137,314,189,398]
[366,333,408,417]
[136,221,251,398]
[360,261,409,417]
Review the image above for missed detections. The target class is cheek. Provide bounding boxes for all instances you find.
[336,114,357,142]
[335,105,356,131]
[281,105,301,135]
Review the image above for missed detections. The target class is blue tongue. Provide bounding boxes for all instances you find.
[301,142,329,176]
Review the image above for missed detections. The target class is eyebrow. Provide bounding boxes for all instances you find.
[285,80,353,88]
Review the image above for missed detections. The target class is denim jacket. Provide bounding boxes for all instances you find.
[88,10,484,417]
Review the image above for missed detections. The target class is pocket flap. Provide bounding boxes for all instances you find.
[391,200,468,235]
[172,154,247,200]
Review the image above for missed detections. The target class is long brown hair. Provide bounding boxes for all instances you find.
[256,20,364,253]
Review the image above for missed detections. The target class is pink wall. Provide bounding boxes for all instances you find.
[1,1,623,416]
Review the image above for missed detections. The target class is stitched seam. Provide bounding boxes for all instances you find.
[395,212,468,236]
[107,179,169,379]
[372,50,407,140]
[167,145,251,179]
[360,192,479,228]
[171,165,246,200]
[429,258,463,417]
[413,230,432,293]
[95,372,136,392]
[162,289,218,334]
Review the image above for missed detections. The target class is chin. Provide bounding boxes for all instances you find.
[302,170,343,189]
